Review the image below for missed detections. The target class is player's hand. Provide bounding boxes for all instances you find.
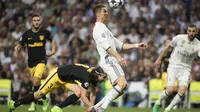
[117,57,127,67]
[47,51,55,57]
[136,43,148,49]
[87,106,95,112]
[154,59,161,68]
[15,45,21,51]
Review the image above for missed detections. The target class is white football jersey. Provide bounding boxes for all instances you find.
[169,34,200,69]
[93,22,123,60]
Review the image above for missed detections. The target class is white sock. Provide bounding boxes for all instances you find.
[166,92,183,110]
[94,88,121,109]
[101,85,122,109]
[94,96,106,109]
[156,90,170,105]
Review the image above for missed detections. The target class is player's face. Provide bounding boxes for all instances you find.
[32,16,41,30]
[187,27,197,41]
[99,8,108,21]
[97,73,107,82]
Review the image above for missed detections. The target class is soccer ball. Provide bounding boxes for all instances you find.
[108,0,124,9]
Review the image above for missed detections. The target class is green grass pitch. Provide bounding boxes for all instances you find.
[0,105,200,112]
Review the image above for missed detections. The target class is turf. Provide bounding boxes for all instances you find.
[0,105,200,112]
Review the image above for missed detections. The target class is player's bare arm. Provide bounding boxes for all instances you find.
[87,85,96,112]
[47,40,56,57]
[122,43,148,50]
[80,87,93,107]
[107,47,127,67]
[88,85,96,105]
[154,42,172,68]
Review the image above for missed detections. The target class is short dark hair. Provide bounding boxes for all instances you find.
[187,24,197,29]
[92,66,105,76]
[31,14,40,19]
[92,4,105,16]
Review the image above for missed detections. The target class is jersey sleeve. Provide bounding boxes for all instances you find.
[170,35,179,47]
[46,30,53,42]
[19,32,27,46]
[81,81,90,89]
[94,29,110,50]
[114,37,123,51]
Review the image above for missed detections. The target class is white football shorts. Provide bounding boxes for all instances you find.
[100,55,125,85]
[166,66,190,87]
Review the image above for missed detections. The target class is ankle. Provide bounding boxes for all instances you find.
[99,107,105,110]
[155,100,161,105]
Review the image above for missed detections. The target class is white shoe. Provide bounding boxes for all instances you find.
[164,109,171,112]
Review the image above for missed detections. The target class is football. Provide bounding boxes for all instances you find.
[108,0,124,9]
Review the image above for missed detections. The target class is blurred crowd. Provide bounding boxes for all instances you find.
[0,0,200,106]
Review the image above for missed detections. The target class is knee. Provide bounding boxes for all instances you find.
[32,78,40,86]
[178,86,187,95]
[166,87,175,95]
[120,82,127,90]
[117,81,127,90]
[117,78,127,90]
[34,90,43,100]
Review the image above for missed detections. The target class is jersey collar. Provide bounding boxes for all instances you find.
[95,22,106,27]
[186,35,195,44]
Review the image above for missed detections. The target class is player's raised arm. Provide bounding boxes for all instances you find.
[107,47,127,67]
[122,43,148,50]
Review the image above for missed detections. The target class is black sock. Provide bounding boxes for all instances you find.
[42,95,46,100]
[33,86,40,92]
[57,94,79,108]
[34,86,46,100]
[14,93,35,107]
